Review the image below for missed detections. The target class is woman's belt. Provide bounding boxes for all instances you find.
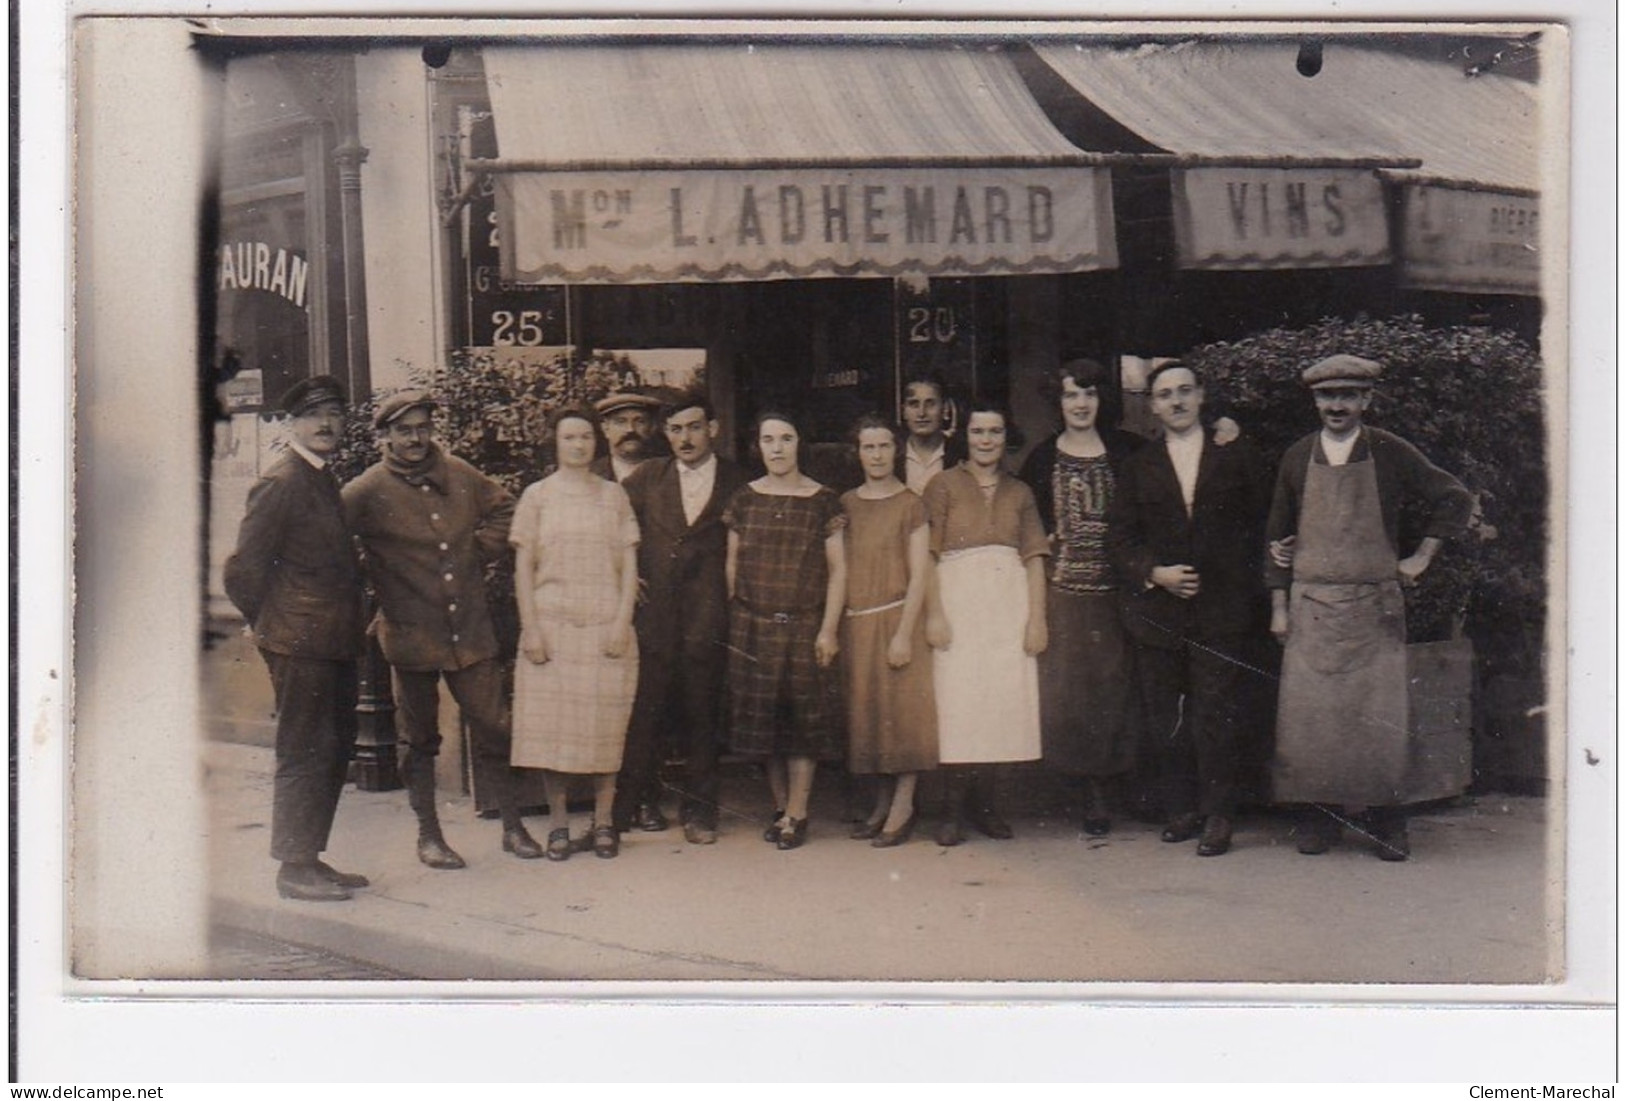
[733,596,822,623]
[845,598,905,619]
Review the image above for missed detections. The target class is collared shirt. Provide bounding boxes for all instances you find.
[904,438,946,495]
[678,453,718,526]
[1319,427,1362,467]
[611,455,642,483]
[287,438,329,471]
[1164,429,1205,516]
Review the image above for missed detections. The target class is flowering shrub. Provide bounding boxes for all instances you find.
[1181,315,1546,661]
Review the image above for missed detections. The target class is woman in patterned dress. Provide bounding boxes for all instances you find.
[723,411,848,850]
[1017,359,1145,836]
[923,402,1050,846]
[839,416,938,847]
[510,408,640,860]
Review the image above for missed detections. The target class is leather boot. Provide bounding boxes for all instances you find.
[406,754,466,870]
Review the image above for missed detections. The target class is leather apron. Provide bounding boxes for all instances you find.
[1271,445,1410,806]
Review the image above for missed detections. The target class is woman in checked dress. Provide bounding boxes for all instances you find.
[510,408,640,860]
[723,411,848,850]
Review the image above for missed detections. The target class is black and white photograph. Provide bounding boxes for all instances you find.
[21,0,1615,1085]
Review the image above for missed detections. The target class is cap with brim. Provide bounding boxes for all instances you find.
[593,392,662,418]
[282,375,348,416]
[374,389,439,430]
[1303,354,1382,390]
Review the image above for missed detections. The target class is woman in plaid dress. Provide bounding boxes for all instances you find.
[511,409,640,860]
[723,411,848,850]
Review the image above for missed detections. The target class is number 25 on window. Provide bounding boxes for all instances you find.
[907,306,957,344]
[492,309,547,346]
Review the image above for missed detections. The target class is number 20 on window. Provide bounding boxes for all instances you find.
[907,307,957,344]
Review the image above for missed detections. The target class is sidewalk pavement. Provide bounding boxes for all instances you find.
[205,736,1557,986]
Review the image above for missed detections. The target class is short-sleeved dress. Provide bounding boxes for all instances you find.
[922,464,1049,765]
[1040,450,1136,776]
[839,488,939,775]
[723,484,846,760]
[510,473,640,774]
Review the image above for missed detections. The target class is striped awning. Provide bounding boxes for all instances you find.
[479,44,1119,283]
[1033,40,1542,289]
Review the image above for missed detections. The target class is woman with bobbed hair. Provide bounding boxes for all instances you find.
[839,414,938,846]
[1017,358,1145,835]
[510,406,640,860]
[922,400,1049,846]
[723,409,848,850]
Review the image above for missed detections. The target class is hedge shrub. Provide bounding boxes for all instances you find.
[1181,314,1547,668]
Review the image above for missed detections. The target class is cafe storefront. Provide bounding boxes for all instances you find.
[433,42,1121,466]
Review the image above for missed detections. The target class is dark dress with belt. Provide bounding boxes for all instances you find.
[722,485,846,760]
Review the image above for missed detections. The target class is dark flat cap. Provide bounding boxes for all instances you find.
[1303,354,1382,389]
[281,375,348,416]
[593,391,661,417]
[374,389,439,430]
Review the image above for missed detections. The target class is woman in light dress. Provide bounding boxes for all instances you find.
[510,408,640,860]
[839,416,938,847]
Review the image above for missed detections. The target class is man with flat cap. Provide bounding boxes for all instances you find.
[592,391,664,483]
[225,375,370,901]
[343,390,543,867]
[1267,354,1472,861]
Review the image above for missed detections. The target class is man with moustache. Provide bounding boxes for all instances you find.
[1267,355,1472,861]
[592,391,664,483]
[1105,361,1270,857]
[612,396,749,841]
[224,376,370,901]
[343,391,543,867]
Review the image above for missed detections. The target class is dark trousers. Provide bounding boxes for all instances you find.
[262,650,358,863]
[393,659,518,829]
[616,624,725,829]
[1135,635,1252,819]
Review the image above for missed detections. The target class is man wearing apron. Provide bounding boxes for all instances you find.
[1267,355,1472,860]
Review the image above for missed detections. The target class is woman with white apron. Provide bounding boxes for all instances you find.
[921,403,1050,846]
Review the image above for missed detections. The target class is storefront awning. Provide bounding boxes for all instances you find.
[1033,39,1541,289]
[479,44,1119,284]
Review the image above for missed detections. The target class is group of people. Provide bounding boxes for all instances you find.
[225,349,1471,904]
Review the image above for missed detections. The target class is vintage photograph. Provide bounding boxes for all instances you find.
[49,10,1614,1080]
[155,21,1563,988]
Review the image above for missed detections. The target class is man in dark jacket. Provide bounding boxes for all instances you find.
[224,376,369,902]
[343,391,542,867]
[613,396,749,842]
[1105,361,1271,857]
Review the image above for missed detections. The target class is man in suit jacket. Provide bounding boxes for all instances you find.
[224,376,369,902]
[613,396,749,842]
[1105,361,1270,857]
